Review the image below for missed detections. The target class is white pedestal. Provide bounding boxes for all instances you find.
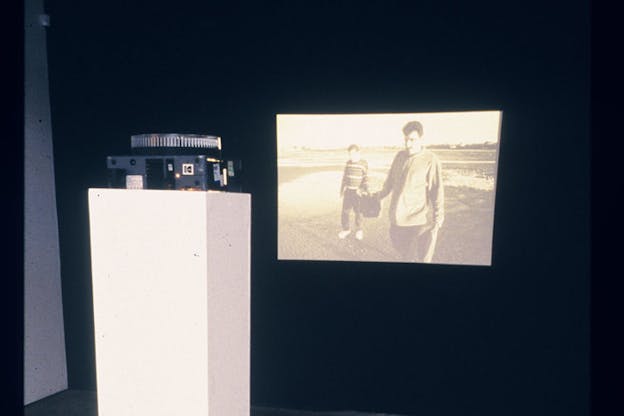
[88,188,251,416]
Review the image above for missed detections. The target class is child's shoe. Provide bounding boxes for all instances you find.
[338,230,351,239]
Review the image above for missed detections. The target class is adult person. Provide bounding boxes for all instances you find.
[373,121,444,263]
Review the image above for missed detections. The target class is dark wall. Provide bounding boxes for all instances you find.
[45,1,590,415]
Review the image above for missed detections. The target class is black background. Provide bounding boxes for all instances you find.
[22,0,597,415]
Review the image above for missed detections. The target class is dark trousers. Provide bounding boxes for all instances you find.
[341,189,362,231]
[390,223,439,263]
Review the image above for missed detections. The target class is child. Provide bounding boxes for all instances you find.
[339,144,369,240]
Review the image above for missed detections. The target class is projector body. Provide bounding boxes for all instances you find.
[106,133,243,192]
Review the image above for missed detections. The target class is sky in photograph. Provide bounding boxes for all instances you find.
[277,111,502,150]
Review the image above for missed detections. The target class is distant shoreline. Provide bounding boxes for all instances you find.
[280,146,499,152]
[278,165,342,185]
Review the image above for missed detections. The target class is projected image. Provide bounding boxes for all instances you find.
[277,112,502,266]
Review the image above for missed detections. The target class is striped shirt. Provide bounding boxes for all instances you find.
[341,159,369,192]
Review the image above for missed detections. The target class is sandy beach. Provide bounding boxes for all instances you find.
[278,163,495,265]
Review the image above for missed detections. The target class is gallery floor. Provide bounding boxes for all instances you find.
[24,389,404,416]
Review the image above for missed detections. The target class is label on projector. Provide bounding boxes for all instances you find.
[126,175,144,189]
[212,164,221,182]
[182,163,194,175]
[228,161,235,176]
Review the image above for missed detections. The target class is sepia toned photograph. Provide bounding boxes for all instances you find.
[277,112,502,266]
